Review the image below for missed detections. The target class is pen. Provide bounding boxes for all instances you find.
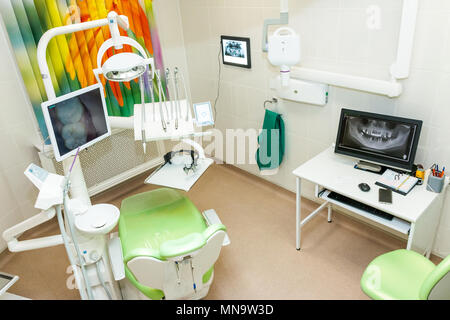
[397,175,410,191]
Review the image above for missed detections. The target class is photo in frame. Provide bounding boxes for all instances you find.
[221,36,251,69]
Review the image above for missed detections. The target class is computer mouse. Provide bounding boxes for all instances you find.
[358,183,371,192]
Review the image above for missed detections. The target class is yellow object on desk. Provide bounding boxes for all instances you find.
[416,169,425,180]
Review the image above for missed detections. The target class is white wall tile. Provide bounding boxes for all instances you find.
[338,9,370,65]
[410,11,450,72]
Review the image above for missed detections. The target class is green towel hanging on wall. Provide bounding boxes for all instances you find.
[256,109,285,170]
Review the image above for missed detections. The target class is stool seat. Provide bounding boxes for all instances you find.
[361,249,435,300]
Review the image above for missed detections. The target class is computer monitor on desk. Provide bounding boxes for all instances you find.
[335,109,422,172]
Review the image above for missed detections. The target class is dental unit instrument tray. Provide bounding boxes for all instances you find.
[134,66,207,142]
[145,156,214,192]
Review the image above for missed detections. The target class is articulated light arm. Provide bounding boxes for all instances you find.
[108,11,130,49]
[37,11,129,100]
[37,18,108,100]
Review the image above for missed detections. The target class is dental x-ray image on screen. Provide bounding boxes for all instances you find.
[43,84,110,162]
[341,116,414,161]
[221,36,251,68]
[335,109,422,171]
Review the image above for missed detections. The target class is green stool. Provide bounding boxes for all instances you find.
[361,249,450,300]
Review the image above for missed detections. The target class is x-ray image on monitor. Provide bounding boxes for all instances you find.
[335,109,422,171]
[42,84,110,162]
[340,116,415,162]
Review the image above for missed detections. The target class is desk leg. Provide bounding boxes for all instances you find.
[296,177,301,250]
[407,190,445,256]
[327,204,332,223]
[406,222,431,258]
[407,223,415,251]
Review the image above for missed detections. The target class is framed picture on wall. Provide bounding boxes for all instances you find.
[220,36,251,69]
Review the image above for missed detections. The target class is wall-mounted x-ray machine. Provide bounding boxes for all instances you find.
[263,0,419,100]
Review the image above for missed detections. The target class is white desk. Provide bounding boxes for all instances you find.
[0,292,29,300]
[292,146,448,257]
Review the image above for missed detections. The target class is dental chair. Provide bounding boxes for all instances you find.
[118,188,227,300]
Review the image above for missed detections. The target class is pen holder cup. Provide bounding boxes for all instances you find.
[427,174,445,193]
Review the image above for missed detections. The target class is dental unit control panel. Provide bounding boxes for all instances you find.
[25,164,49,190]
[25,164,65,210]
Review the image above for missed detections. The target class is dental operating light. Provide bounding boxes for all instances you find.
[93,12,155,83]
[91,12,154,154]
[101,53,147,82]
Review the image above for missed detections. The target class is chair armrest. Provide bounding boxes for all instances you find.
[203,224,227,240]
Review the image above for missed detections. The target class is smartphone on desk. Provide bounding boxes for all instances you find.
[379,188,393,204]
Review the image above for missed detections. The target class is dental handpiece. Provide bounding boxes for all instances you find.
[159,73,170,124]
[165,68,175,122]
[150,83,156,123]
[173,67,181,129]
[146,69,156,123]
[156,70,167,132]
[172,69,179,130]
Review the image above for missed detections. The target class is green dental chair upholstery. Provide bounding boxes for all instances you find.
[119,188,227,300]
[361,249,450,300]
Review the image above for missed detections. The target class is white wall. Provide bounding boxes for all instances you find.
[179,0,450,256]
[0,16,42,251]
[153,0,192,100]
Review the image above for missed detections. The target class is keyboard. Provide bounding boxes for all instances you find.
[326,191,394,221]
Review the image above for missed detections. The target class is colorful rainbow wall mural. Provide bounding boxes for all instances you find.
[0,0,165,142]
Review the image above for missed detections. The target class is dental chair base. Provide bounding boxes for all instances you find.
[118,270,214,300]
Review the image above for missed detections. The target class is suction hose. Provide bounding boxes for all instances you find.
[95,259,113,300]
[56,204,93,299]
[62,184,95,300]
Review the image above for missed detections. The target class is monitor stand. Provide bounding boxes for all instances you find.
[354,160,383,174]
